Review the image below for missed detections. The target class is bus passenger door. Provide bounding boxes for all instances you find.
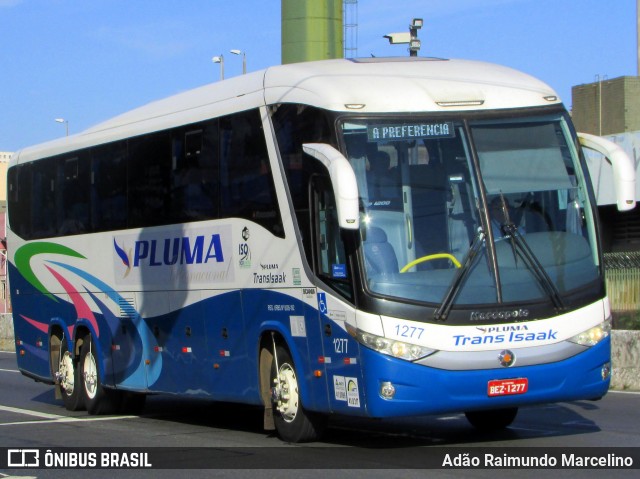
[310,176,364,414]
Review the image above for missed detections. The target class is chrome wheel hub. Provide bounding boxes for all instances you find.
[83,350,98,399]
[58,351,75,395]
[272,363,299,423]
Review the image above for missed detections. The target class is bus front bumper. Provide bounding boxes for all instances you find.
[357,337,611,418]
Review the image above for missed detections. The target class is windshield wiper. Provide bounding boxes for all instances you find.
[494,194,565,312]
[433,216,566,321]
[433,228,485,321]
[500,222,566,312]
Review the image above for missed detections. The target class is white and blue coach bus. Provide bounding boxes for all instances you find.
[7,57,635,442]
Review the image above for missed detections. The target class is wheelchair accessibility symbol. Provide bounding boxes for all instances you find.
[317,292,327,315]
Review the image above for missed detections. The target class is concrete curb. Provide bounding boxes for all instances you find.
[1,313,638,391]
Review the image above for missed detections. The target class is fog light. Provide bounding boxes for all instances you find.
[380,381,396,399]
[602,362,611,380]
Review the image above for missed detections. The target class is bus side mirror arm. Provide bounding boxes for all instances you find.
[302,143,360,229]
[578,132,636,212]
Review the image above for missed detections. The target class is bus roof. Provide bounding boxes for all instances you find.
[13,57,561,164]
[264,57,560,112]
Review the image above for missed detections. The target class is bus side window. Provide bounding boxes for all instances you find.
[311,175,353,301]
[127,131,172,228]
[59,155,90,236]
[91,142,128,232]
[272,104,336,264]
[171,124,219,222]
[32,160,57,238]
[219,110,283,237]
[7,164,32,240]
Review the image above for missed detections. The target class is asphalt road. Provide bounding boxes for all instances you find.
[0,350,638,478]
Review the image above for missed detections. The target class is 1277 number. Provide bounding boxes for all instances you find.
[394,324,425,340]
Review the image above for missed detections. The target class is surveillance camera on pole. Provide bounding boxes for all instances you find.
[384,18,423,56]
[409,18,423,56]
[384,32,412,45]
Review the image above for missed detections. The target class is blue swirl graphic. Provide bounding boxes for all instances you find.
[113,239,130,267]
[48,261,162,387]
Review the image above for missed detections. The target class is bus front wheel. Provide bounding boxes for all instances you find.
[464,407,518,431]
[270,345,326,443]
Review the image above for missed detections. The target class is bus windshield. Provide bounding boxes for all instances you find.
[341,113,599,308]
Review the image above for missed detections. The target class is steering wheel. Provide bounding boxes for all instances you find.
[400,253,461,273]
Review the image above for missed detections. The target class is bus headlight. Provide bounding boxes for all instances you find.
[568,317,611,346]
[347,326,435,361]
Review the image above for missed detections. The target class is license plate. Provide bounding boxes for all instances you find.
[487,378,528,397]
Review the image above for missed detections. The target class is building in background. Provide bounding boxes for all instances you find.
[572,78,640,254]
[572,77,640,136]
[571,0,640,255]
[572,78,640,321]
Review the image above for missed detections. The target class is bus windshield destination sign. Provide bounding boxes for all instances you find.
[367,122,455,142]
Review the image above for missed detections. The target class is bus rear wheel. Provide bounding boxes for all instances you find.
[464,407,518,431]
[270,345,326,443]
[57,337,84,411]
[79,334,122,415]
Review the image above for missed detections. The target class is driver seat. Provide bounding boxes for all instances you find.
[363,226,399,276]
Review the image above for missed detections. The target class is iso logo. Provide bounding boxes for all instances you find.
[7,448,40,467]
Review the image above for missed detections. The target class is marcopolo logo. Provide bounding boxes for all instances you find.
[113,226,233,285]
[470,309,529,321]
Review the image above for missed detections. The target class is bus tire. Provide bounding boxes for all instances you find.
[465,407,518,431]
[271,345,326,443]
[79,334,122,415]
[57,337,85,411]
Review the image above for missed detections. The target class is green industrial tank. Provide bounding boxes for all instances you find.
[281,0,343,64]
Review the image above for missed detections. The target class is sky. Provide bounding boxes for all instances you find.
[0,0,637,152]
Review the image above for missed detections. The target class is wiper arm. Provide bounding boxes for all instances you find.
[434,228,485,321]
[501,223,566,312]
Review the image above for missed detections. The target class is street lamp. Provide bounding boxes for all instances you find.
[55,118,69,136]
[212,55,224,80]
[230,49,246,74]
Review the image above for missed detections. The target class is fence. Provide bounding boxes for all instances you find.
[604,252,640,312]
[0,313,13,351]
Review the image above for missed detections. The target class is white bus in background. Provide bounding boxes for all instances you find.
[7,57,634,442]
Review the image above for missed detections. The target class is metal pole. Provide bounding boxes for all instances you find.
[596,74,608,136]
[212,55,224,80]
